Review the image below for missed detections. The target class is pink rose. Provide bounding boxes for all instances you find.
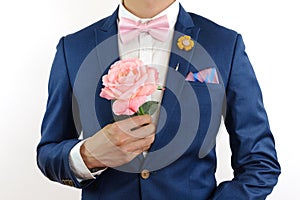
[100,58,159,115]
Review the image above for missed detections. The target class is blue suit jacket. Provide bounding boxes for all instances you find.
[37,5,280,200]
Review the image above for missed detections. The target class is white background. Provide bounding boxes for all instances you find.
[0,0,299,199]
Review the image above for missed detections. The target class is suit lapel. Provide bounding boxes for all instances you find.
[94,7,120,71]
[168,6,201,76]
[93,8,120,128]
[156,5,201,133]
[164,5,200,113]
[149,5,201,151]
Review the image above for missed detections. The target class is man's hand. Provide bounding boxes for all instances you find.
[80,115,155,169]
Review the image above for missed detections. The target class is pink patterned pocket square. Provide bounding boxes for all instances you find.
[185,67,219,84]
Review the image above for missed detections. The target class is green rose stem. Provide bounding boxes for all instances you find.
[138,106,145,115]
[157,85,165,90]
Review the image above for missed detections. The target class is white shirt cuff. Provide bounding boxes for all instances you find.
[69,140,106,182]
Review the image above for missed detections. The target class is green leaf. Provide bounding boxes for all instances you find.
[113,114,134,122]
[137,101,159,116]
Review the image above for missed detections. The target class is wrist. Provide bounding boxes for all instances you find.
[80,141,106,169]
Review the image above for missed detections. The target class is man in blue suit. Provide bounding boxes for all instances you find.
[37,0,280,199]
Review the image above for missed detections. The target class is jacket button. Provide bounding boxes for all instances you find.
[141,169,150,179]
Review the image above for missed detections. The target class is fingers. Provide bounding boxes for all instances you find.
[131,122,156,138]
[116,115,152,132]
[121,134,155,154]
[105,115,155,140]
[84,116,156,168]
[104,124,155,147]
[102,119,155,151]
[81,118,156,169]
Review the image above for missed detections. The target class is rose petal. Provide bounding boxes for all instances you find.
[113,100,135,116]
[129,96,147,113]
[100,58,160,115]
[136,84,157,96]
[100,88,116,100]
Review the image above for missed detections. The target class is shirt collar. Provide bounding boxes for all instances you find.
[118,0,179,29]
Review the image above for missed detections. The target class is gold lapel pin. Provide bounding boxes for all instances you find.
[177,35,194,51]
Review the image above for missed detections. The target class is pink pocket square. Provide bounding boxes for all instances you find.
[185,67,219,84]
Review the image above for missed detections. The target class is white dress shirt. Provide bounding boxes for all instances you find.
[69,0,180,181]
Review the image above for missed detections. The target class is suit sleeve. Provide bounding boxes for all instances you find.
[212,35,281,200]
[36,37,93,188]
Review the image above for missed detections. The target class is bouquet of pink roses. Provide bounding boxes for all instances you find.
[100,58,162,116]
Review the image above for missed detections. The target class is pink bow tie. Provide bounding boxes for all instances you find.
[119,15,170,44]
